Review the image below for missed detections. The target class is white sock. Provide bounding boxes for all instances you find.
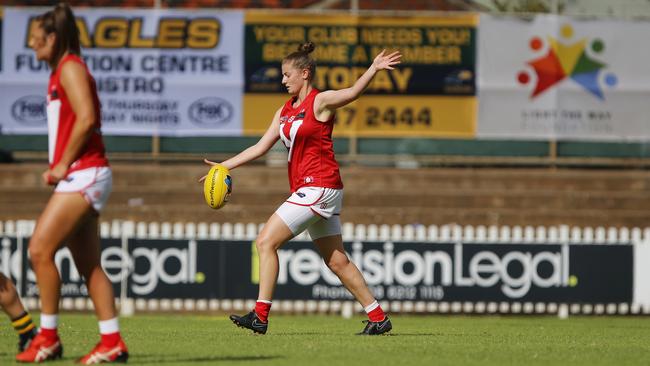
[98,318,120,334]
[364,300,380,314]
[256,299,272,304]
[40,313,58,330]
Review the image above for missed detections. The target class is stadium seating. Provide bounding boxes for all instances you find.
[2,162,649,228]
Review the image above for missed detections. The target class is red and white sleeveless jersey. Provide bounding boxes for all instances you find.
[279,89,343,192]
[47,54,108,173]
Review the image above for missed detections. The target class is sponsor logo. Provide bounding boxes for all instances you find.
[517,24,617,100]
[209,170,217,207]
[443,69,474,94]
[248,66,282,92]
[188,97,233,126]
[11,96,46,125]
[296,192,306,198]
[274,242,573,299]
[103,240,201,296]
[225,175,233,194]
[251,319,267,329]
[377,319,390,330]
[1,238,201,296]
[26,17,221,49]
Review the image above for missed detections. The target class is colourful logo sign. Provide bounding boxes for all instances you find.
[517,24,617,100]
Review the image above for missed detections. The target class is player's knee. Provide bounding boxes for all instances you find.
[28,244,54,268]
[255,234,279,254]
[326,256,350,275]
[0,279,18,307]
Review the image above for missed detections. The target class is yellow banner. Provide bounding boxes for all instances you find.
[245,11,478,27]
[244,12,478,138]
[244,94,475,138]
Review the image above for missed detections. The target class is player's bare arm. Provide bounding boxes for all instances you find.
[314,50,401,121]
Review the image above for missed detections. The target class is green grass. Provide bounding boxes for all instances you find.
[1,314,649,365]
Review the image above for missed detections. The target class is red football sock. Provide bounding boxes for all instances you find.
[255,300,272,323]
[365,301,386,322]
[100,332,121,348]
[40,327,58,339]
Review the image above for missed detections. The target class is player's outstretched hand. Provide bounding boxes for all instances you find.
[199,158,218,183]
[372,50,402,71]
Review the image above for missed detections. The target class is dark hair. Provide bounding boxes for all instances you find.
[36,3,81,69]
[283,42,316,80]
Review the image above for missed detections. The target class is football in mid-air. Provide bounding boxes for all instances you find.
[203,164,232,209]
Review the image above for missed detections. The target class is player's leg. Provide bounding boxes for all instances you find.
[255,213,297,301]
[311,218,392,335]
[231,189,326,334]
[17,192,91,362]
[313,234,375,305]
[67,214,116,320]
[230,213,297,334]
[0,273,36,351]
[67,214,128,364]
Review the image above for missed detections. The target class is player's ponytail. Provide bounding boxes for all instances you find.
[35,3,81,69]
[283,42,316,81]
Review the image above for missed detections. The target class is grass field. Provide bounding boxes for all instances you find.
[1,313,649,365]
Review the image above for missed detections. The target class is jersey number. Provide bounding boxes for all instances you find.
[279,119,303,162]
[46,100,62,164]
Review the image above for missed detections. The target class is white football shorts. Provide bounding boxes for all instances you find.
[275,186,343,240]
[55,166,112,212]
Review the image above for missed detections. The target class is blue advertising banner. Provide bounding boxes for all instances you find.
[0,236,633,303]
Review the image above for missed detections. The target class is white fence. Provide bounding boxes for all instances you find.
[2,220,649,317]
[3,220,650,244]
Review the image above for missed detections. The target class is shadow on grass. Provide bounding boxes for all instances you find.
[129,354,283,364]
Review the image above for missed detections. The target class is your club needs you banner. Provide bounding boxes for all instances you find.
[243,12,478,138]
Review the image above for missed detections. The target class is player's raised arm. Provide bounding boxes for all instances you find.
[314,50,401,119]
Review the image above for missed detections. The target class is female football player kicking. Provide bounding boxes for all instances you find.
[203,43,400,335]
[17,4,128,363]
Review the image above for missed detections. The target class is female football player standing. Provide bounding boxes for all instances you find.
[17,4,128,363]
[204,42,401,335]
